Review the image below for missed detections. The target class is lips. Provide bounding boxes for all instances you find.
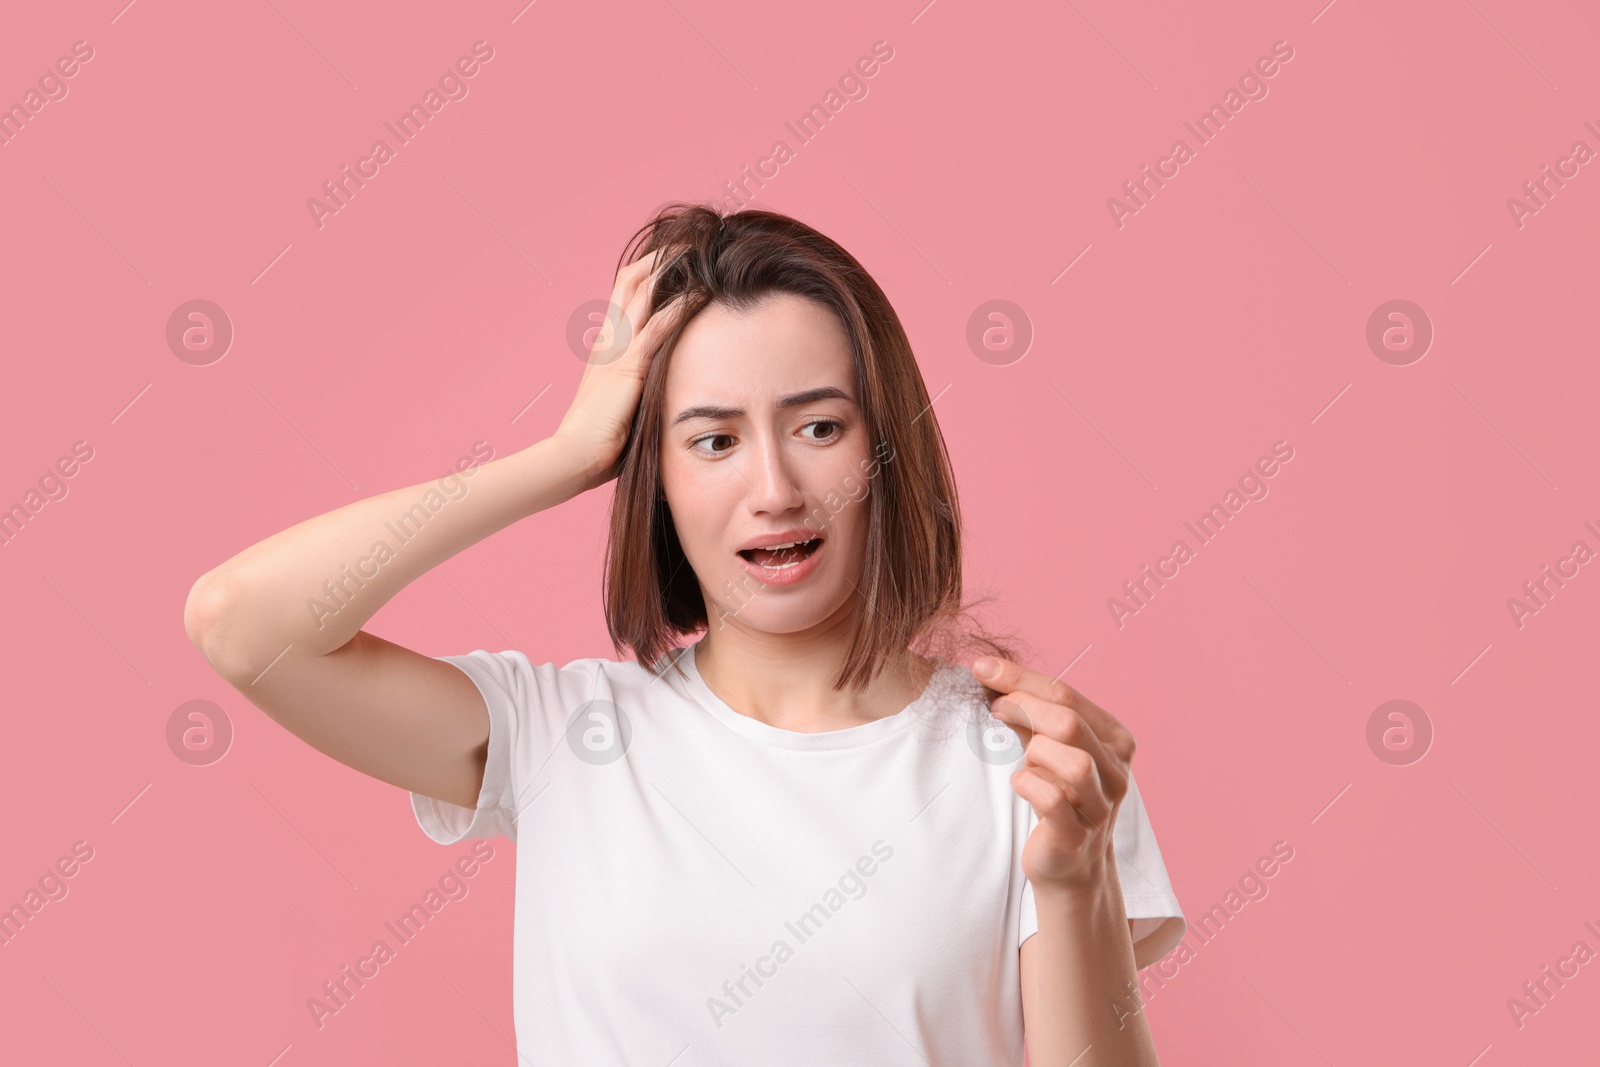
[738,537,823,567]
[736,527,823,552]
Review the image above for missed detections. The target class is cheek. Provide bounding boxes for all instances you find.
[818,473,873,549]
[658,450,702,513]
[820,439,871,491]
[659,460,736,554]
[836,443,875,500]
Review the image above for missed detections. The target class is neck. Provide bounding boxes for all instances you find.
[693,612,929,733]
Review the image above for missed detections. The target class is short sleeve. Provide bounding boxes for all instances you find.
[1019,766,1186,965]
[409,650,592,846]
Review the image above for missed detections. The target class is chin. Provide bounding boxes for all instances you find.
[714,603,822,636]
[710,581,850,636]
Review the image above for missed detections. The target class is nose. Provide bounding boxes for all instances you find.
[744,430,805,515]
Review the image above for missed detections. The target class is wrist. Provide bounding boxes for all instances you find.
[541,434,611,491]
[1031,859,1120,906]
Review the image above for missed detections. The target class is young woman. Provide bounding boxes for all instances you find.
[184,204,1186,1065]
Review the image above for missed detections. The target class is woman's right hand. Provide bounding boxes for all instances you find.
[551,247,690,490]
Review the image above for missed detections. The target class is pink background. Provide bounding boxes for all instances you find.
[2,0,1597,1063]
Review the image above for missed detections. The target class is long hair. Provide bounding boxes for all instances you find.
[601,202,1025,692]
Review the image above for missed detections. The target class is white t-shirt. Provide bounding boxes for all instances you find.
[410,637,1185,1065]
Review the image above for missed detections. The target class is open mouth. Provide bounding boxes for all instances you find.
[737,537,823,570]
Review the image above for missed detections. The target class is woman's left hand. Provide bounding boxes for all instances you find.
[972,655,1137,893]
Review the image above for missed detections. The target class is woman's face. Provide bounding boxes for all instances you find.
[659,292,872,637]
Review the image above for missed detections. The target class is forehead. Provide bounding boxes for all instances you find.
[664,293,854,401]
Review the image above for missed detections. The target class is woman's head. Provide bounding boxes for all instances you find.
[602,203,1005,690]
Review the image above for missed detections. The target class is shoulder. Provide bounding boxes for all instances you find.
[921,657,991,722]
[439,648,666,711]
[903,658,1012,764]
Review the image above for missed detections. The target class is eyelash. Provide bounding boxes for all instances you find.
[689,418,843,456]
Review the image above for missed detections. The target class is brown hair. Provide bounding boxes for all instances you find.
[601,202,1026,692]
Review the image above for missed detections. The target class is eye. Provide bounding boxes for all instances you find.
[800,419,842,442]
[688,432,736,456]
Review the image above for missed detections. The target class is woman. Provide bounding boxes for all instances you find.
[184,204,1186,1065]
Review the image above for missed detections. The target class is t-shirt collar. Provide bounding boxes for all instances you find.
[674,638,942,751]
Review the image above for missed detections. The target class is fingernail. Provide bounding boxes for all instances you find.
[974,656,998,676]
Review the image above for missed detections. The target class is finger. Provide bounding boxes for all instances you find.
[991,689,1127,800]
[613,264,670,351]
[1020,733,1113,825]
[610,251,649,305]
[623,247,689,334]
[1010,767,1097,833]
[971,655,1065,705]
[624,246,668,283]
[619,291,690,376]
[977,656,1135,764]
[612,248,670,315]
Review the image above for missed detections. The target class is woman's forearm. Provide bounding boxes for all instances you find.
[1028,876,1161,1067]
[184,435,597,678]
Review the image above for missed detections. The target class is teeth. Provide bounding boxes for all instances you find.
[743,538,818,570]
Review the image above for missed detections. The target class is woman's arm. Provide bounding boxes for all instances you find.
[182,436,600,807]
[1020,885,1161,1066]
[183,248,684,809]
[971,654,1162,1064]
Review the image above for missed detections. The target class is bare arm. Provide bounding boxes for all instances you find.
[1020,899,1161,1066]
[182,437,599,807]
[182,247,689,809]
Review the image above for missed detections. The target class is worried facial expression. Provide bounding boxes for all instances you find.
[659,292,875,635]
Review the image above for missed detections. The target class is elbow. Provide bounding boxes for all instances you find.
[183,573,253,680]
[183,571,229,648]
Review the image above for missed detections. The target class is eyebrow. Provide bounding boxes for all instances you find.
[672,386,856,425]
